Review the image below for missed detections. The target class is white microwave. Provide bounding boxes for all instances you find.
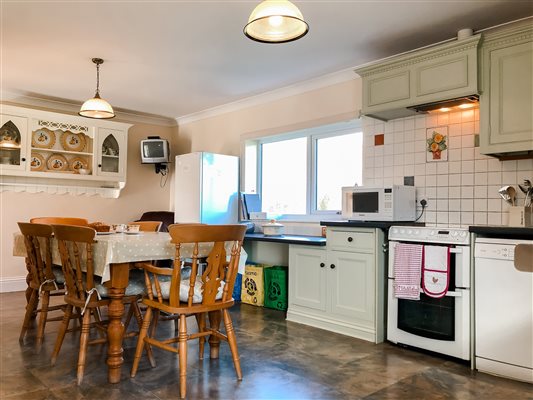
[341,185,416,221]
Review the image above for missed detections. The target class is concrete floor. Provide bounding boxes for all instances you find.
[1,291,531,399]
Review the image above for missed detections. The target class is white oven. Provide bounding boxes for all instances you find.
[387,226,471,360]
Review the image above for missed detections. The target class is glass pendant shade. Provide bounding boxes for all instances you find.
[79,58,115,119]
[244,0,309,43]
[79,93,115,119]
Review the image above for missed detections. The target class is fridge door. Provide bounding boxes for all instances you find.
[200,153,239,224]
[174,152,202,223]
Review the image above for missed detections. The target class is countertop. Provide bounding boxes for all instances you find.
[469,225,533,239]
[244,233,326,246]
[320,220,425,229]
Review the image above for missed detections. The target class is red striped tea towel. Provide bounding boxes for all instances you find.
[393,243,423,300]
[422,245,450,298]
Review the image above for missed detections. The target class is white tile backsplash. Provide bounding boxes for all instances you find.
[362,112,532,227]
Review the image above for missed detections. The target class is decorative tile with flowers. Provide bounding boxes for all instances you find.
[426,126,448,162]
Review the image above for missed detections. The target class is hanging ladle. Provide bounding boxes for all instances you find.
[498,185,515,205]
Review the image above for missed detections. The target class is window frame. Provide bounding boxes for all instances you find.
[242,119,362,221]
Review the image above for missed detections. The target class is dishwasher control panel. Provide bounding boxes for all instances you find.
[475,243,516,260]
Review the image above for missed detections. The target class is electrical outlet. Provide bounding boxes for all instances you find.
[419,199,428,207]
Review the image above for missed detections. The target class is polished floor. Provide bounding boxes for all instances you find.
[1,291,531,399]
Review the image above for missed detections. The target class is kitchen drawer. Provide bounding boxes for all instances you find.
[327,229,375,253]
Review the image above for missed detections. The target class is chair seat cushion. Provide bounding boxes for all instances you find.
[154,278,225,303]
[95,270,146,298]
[52,265,65,284]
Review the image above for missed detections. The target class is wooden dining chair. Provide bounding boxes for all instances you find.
[130,224,246,399]
[18,222,69,351]
[30,217,89,226]
[49,224,152,385]
[130,221,162,232]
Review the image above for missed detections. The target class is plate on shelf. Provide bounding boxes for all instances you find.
[46,153,68,171]
[96,231,115,235]
[124,231,142,235]
[32,128,56,149]
[70,156,89,172]
[61,131,86,152]
[30,153,45,171]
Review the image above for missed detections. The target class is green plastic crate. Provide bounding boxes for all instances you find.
[263,265,288,311]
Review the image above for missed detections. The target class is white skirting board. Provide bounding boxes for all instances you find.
[0,276,27,293]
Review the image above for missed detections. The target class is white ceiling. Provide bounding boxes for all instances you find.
[2,1,532,121]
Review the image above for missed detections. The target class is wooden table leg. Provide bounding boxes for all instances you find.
[208,310,222,359]
[106,262,130,384]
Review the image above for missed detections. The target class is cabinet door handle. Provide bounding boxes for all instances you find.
[21,157,26,162]
[320,262,325,268]
[347,237,353,242]
[330,264,336,269]
[98,164,102,168]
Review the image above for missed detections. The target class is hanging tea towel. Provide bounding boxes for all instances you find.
[393,243,423,300]
[422,245,450,298]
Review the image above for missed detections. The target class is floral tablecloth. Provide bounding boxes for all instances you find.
[13,231,247,282]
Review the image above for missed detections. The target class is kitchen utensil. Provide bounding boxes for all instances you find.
[518,180,532,207]
[507,186,517,206]
[526,187,533,208]
[498,186,513,205]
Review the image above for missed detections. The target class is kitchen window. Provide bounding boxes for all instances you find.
[243,120,362,219]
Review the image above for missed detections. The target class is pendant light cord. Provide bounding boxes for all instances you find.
[95,63,100,96]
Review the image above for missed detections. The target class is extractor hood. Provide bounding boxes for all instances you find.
[407,95,479,114]
[356,29,481,122]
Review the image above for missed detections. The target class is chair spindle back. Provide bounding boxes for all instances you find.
[51,225,97,303]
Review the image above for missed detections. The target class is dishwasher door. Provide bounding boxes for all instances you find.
[474,238,533,383]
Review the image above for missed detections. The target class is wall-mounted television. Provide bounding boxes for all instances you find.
[140,138,170,164]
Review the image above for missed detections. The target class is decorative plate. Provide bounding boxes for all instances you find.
[60,131,86,152]
[70,156,88,172]
[46,153,68,171]
[30,153,45,171]
[32,128,56,149]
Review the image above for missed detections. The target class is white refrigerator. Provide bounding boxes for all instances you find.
[174,152,239,224]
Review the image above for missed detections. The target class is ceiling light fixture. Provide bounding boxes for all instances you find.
[79,58,115,119]
[244,0,309,43]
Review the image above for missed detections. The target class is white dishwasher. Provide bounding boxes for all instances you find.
[474,237,533,383]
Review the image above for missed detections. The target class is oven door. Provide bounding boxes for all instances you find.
[386,240,470,360]
[387,280,470,360]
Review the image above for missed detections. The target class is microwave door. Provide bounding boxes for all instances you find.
[353,192,379,213]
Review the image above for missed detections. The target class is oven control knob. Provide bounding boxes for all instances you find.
[407,229,412,235]
[400,229,405,234]
[460,231,467,237]
[429,230,435,236]
[451,231,458,237]
[391,228,398,234]
[414,229,420,235]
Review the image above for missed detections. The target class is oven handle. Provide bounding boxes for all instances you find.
[417,288,465,297]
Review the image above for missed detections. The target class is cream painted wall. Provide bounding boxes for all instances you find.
[176,79,361,156]
[1,118,177,290]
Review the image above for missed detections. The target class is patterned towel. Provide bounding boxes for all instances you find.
[393,243,423,300]
[422,245,450,298]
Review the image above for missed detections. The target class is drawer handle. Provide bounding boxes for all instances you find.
[347,237,353,242]
[320,262,325,268]
[330,264,336,269]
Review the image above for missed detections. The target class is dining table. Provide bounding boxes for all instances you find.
[13,230,247,384]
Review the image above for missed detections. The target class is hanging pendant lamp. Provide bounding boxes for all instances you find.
[79,58,115,119]
[244,0,309,43]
